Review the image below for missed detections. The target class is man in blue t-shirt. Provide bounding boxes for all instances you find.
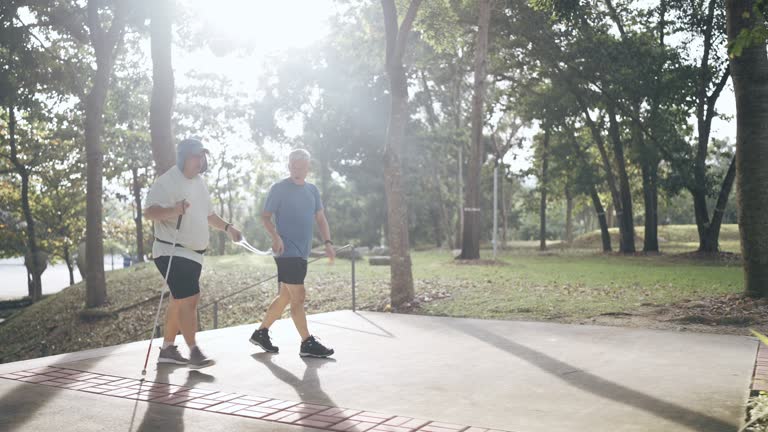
[249,149,336,358]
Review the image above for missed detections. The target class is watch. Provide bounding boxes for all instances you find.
[324,240,333,246]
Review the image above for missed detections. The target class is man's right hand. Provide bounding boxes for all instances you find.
[173,200,190,217]
[272,237,285,256]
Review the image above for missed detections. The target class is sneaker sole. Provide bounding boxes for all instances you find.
[189,359,216,369]
[299,351,334,358]
[249,338,279,353]
[157,358,188,365]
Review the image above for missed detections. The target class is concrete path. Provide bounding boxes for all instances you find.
[0,311,757,431]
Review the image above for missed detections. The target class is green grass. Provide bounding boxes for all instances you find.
[412,251,742,319]
[0,227,746,364]
[570,224,741,253]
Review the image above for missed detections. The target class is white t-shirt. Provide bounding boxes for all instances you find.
[145,166,214,265]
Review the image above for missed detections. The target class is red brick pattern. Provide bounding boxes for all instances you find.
[753,342,768,394]
[0,366,510,432]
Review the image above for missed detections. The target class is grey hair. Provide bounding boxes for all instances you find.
[289,149,311,163]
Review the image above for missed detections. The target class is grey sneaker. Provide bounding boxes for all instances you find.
[158,345,188,365]
[189,346,215,369]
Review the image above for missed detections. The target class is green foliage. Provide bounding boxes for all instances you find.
[528,0,582,21]
[728,0,768,58]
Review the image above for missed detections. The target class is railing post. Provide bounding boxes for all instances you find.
[351,244,356,312]
[213,301,219,329]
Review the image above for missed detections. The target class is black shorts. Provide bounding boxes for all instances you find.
[275,257,308,286]
[154,256,201,300]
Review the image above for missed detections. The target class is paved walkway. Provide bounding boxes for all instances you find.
[0,311,758,431]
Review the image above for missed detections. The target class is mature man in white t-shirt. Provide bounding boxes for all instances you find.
[144,138,242,369]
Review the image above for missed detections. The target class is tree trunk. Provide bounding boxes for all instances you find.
[567,127,609,252]
[641,161,659,253]
[84,0,127,308]
[8,106,43,301]
[132,167,145,262]
[217,198,226,255]
[565,184,574,245]
[319,155,331,204]
[383,77,414,305]
[150,0,176,174]
[500,167,508,249]
[727,0,768,297]
[226,171,235,233]
[693,0,732,254]
[607,105,636,253]
[589,186,612,252]
[581,106,628,247]
[454,67,465,251]
[455,145,463,250]
[381,0,421,306]
[539,130,549,251]
[459,0,491,260]
[85,61,109,307]
[701,156,737,251]
[64,245,75,286]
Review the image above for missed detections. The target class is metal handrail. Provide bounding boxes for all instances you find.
[132,243,357,339]
[197,244,354,329]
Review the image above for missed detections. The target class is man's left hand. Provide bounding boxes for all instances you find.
[227,226,243,243]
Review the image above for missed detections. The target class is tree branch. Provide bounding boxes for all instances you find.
[706,65,731,120]
[13,13,88,98]
[394,0,423,62]
[603,0,627,37]
[380,0,398,69]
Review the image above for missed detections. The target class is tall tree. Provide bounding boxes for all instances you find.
[0,5,72,300]
[726,0,768,296]
[149,0,175,174]
[83,0,132,307]
[538,129,550,250]
[380,0,422,306]
[459,0,493,259]
[678,0,735,253]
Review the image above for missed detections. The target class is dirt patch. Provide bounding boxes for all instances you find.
[452,259,509,266]
[670,250,743,265]
[580,293,768,335]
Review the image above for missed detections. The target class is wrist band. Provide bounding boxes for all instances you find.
[224,223,231,232]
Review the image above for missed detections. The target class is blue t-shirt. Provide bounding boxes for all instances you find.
[263,178,323,259]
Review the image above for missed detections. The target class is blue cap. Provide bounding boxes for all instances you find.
[177,138,209,172]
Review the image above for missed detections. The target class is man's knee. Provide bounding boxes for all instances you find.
[278,286,292,302]
[286,284,306,305]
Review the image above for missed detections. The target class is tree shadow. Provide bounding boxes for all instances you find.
[453,321,738,432]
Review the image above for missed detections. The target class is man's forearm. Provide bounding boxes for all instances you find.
[318,218,331,243]
[261,216,280,240]
[207,213,229,231]
[144,206,176,221]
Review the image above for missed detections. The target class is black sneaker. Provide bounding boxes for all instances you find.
[249,328,279,353]
[300,336,334,358]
